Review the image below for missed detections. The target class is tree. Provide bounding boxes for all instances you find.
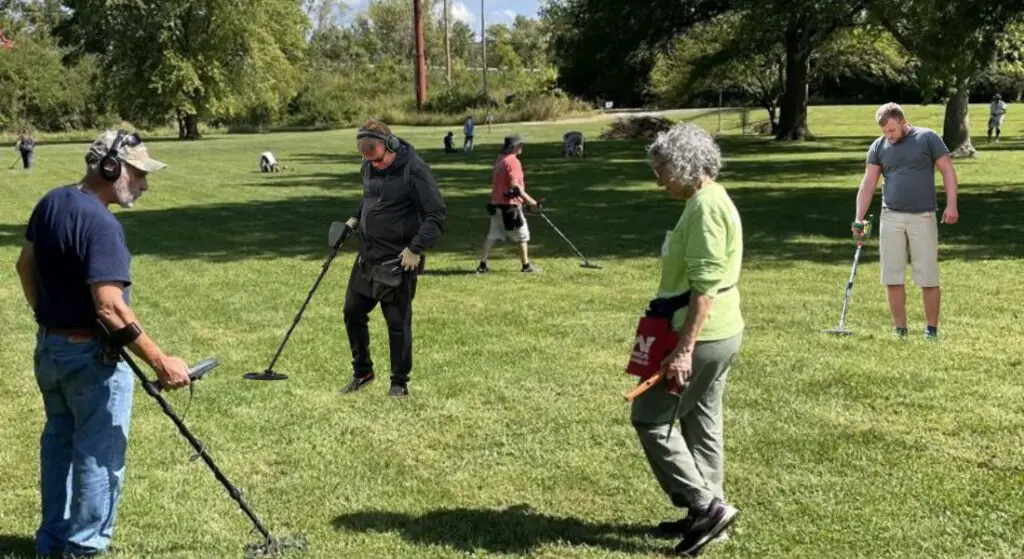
[304,0,349,33]
[541,0,731,106]
[871,0,1024,156]
[508,15,548,69]
[58,0,308,139]
[652,13,785,133]
[653,13,908,135]
[724,0,868,140]
[542,0,865,139]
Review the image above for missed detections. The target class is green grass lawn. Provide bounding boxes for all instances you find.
[2,104,1023,559]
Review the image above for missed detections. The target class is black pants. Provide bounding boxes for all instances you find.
[343,257,418,386]
[21,149,33,169]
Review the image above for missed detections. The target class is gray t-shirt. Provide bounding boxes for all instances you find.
[866,127,949,213]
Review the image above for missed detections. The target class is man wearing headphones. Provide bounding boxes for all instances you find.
[340,119,446,398]
[15,130,192,558]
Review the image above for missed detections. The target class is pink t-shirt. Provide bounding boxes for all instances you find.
[490,154,526,205]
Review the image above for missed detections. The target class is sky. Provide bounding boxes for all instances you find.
[346,0,543,30]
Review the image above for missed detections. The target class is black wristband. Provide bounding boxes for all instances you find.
[109,322,142,347]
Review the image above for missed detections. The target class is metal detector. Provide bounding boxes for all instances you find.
[823,214,873,336]
[245,222,350,382]
[96,322,305,557]
[535,207,602,269]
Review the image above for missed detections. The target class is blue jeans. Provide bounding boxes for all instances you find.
[33,330,134,557]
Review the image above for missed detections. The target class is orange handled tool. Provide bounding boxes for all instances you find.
[624,371,664,401]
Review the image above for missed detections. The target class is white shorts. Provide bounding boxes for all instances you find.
[879,209,940,287]
[486,212,530,243]
[989,115,1005,128]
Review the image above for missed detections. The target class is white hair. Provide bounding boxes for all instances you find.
[646,123,722,184]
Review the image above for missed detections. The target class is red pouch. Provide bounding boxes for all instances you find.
[626,315,680,379]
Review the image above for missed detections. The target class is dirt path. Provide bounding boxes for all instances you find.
[515,108,708,127]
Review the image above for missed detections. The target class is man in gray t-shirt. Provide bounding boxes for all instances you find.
[852,102,959,340]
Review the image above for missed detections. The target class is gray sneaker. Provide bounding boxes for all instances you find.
[674,499,738,556]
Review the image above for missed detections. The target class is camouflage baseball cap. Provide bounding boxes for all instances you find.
[86,129,167,173]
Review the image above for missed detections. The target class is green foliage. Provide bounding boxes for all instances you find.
[542,0,733,105]
[58,0,309,136]
[0,30,114,131]
[650,12,784,112]
[281,0,571,129]
[870,0,1022,93]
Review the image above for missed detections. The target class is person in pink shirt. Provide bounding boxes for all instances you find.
[476,134,541,273]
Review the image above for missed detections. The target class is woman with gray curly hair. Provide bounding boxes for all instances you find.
[630,123,744,556]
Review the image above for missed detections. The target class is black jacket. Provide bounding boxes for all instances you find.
[351,139,446,263]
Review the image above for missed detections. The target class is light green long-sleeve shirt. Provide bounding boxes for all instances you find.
[657,181,745,341]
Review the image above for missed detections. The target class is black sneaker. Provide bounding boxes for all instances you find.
[341,373,375,394]
[388,384,409,398]
[674,499,738,556]
[655,510,697,538]
[475,261,489,274]
[521,262,541,273]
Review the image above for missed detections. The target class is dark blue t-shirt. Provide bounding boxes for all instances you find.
[25,186,132,329]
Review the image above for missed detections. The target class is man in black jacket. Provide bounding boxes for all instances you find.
[339,120,446,398]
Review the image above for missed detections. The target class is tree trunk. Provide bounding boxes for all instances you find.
[943,87,975,157]
[444,0,452,87]
[183,113,200,140]
[177,110,186,139]
[775,26,812,141]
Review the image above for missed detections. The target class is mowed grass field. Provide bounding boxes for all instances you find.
[1,104,1023,559]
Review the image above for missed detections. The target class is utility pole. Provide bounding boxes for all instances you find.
[413,0,427,109]
[481,0,487,97]
[444,0,452,86]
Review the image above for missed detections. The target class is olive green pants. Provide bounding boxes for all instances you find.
[630,332,742,511]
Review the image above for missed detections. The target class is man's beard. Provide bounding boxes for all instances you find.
[113,174,139,208]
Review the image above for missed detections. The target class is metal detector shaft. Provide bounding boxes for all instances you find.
[835,241,863,330]
[537,211,596,266]
[262,237,345,373]
[119,349,276,543]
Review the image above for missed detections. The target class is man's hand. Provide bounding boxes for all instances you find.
[941,205,959,224]
[399,247,421,271]
[154,354,191,390]
[662,348,693,389]
[851,220,867,239]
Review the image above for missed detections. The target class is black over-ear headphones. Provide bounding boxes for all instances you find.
[357,128,400,153]
[99,129,128,181]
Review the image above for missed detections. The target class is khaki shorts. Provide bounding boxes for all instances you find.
[486,212,530,243]
[879,209,940,287]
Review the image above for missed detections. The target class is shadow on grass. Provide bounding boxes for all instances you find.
[2,139,1020,265]
[0,534,36,559]
[331,504,656,555]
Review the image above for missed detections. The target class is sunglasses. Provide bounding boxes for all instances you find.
[112,131,144,152]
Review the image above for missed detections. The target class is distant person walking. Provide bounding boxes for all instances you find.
[16,129,36,170]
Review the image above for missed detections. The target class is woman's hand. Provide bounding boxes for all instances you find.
[662,348,693,388]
